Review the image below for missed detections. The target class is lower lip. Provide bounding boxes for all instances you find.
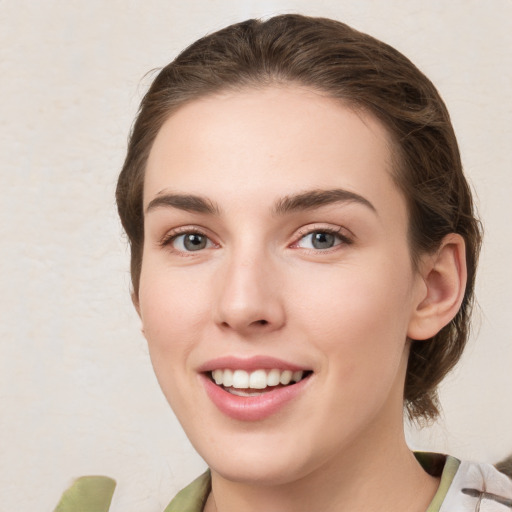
[201,374,311,421]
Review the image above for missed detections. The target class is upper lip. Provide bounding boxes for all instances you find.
[197,356,310,373]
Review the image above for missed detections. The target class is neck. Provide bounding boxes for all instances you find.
[205,422,439,512]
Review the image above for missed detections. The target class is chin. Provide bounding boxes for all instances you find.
[192,424,334,487]
[209,454,312,486]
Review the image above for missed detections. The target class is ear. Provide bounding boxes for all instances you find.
[408,233,467,340]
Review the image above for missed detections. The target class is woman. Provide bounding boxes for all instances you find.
[55,14,511,512]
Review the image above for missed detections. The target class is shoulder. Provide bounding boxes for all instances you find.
[53,471,211,512]
[53,476,116,512]
[440,457,512,512]
[163,471,211,512]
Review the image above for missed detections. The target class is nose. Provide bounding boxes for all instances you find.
[213,252,286,336]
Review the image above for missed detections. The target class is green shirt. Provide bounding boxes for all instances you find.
[54,454,512,512]
[162,454,458,512]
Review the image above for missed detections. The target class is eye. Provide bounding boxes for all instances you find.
[170,232,213,252]
[295,229,350,250]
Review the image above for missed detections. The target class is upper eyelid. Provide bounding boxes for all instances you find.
[158,225,216,247]
[291,224,355,249]
[297,225,341,236]
[156,223,354,248]
[294,223,354,240]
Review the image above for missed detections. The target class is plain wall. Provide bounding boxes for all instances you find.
[1,1,511,510]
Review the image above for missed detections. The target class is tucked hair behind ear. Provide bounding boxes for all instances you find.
[116,14,482,422]
[496,455,512,479]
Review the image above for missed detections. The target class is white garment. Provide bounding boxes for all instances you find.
[440,460,512,512]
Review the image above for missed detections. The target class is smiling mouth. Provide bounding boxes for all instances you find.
[209,368,313,397]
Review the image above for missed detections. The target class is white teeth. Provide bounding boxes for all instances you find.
[280,370,292,385]
[249,369,267,389]
[228,388,264,397]
[212,369,223,385]
[223,369,233,387]
[267,368,281,386]
[211,368,308,390]
[232,370,249,388]
[292,371,304,382]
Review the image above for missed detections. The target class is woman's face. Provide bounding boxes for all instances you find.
[138,86,427,484]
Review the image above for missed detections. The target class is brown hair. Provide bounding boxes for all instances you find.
[116,14,482,422]
[496,454,512,479]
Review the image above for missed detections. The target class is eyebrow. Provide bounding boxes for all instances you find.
[273,189,376,215]
[145,188,376,216]
[146,193,220,215]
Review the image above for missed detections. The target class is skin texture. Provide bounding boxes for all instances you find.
[137,86,466,512]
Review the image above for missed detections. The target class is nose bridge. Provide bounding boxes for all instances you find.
[214,241,284,333]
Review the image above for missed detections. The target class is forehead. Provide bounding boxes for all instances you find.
[144,86,403,218]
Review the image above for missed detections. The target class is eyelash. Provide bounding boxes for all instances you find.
[159,227,216,253]
[159,225,353,254]
[293,226,353,251]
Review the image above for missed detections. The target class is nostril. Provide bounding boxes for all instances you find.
[219,319,268,329]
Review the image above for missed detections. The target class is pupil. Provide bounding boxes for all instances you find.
[312,232,335,249]
[184,234,206,251]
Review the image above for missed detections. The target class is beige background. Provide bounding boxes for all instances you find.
[1,1,511,510]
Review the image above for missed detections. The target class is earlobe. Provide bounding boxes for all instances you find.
[408,234,467,341]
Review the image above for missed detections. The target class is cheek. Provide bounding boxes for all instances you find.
[138,266,211,368]
[291,257,415,377]
[294,259,414,333]
[138,274,203,416]
[140,257,211,324]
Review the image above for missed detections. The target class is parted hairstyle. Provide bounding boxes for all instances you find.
[116,14,482,422]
